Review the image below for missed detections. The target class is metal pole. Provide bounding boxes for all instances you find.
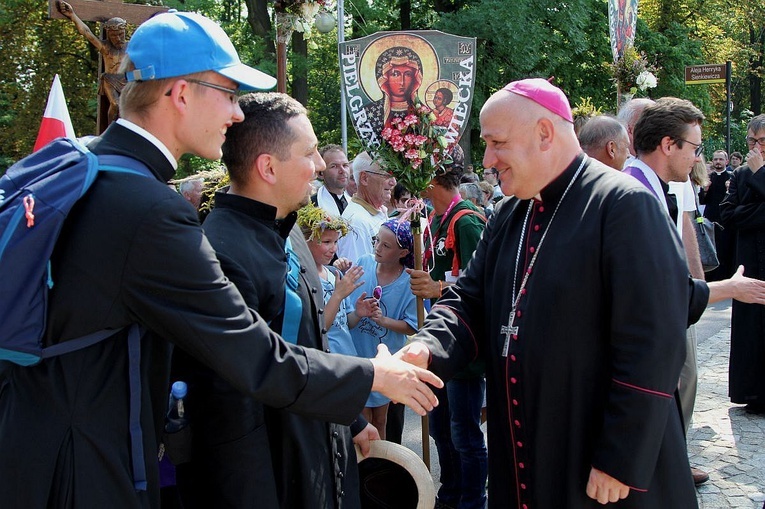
[275,11,292,95]
[338,0,347,153]
[726,60,732,156]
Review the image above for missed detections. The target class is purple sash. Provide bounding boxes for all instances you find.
[623,166,660,199]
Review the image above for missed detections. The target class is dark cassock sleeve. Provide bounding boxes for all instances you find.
[591,188,690,490]
[413,200,505,382]
[687,277,710,326]
[720,165,765,231]
[121,195,372,426]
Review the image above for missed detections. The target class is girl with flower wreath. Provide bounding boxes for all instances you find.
[297,204,380,357]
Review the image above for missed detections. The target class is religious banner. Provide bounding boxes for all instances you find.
[339,30,477,152]
[608,0,638,62]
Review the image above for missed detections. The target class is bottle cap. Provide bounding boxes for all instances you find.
[171,380,188,399]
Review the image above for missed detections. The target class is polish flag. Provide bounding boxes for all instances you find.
[33,74,76,152]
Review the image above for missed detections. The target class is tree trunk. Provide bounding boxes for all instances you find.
[749,25,763,115]
[291,32,308,105]
[245,0,275,57]
[400,0,411,30]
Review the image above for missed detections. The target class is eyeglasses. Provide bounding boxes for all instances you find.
[365,170,395,180]
[746,136,765,147]
[676,138,704,157]
[164,79,239,102]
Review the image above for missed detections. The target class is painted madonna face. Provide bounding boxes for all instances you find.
[375,47,423,103]
[386,64,417,102]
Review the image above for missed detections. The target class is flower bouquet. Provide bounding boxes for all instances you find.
[368,101,457,329]
[375,101,454,197]
[275,0,334,43]
[610,46,659,97]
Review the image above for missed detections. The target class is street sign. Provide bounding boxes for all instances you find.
[685,64,726,85]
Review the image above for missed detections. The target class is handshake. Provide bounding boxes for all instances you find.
[369,341,439,415]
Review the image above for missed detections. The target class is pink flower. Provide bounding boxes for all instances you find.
[405,148,419,160]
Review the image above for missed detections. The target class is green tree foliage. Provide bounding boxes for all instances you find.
[4,0,765,170]
[432,0,613,164]
[0,0,100,170]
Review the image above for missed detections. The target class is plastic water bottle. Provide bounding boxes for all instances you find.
[165,380,188,434]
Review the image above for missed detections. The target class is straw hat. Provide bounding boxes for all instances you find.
[355,441,436,509]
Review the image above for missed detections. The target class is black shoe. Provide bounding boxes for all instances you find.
[691,467,709,486]
[435,500,457,509]
[744,403,765,415]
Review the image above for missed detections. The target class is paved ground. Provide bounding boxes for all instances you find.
[689,300,765,509]
[401,299,765,507]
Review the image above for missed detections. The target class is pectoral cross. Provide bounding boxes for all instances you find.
[500,312,518,357]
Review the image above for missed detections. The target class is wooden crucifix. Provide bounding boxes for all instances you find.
[48,0,168,134]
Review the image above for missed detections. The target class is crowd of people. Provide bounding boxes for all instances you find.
[2,8,765,509]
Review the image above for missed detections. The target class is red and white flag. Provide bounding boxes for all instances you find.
[33,74,76,152]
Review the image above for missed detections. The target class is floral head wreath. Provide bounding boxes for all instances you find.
[381,218,415,269]
[297,203,350,242]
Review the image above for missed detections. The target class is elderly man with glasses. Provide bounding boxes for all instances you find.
[337,151,397,263]
[720,114,765,415]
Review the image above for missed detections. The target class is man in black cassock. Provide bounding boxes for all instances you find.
[701,150,736,281]
[399,79,702,507]
[720,113,765,415]
[173,93,381,508]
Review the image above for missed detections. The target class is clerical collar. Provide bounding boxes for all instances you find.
[538,153,586,204]
[213,191,297,238]
[116,118,178,170]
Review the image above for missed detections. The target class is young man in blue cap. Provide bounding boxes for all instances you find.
[0,11,441,509]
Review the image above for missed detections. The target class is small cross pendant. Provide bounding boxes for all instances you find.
[500,315,518,357]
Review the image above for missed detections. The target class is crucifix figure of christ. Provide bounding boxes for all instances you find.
[49,0,167,133]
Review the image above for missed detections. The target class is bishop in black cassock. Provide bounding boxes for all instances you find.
[403,80,699,508]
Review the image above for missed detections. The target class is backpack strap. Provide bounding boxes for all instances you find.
[98,154,155,179]
[445,209,486,277]
[40,328,124,359]
[126,324,147,491]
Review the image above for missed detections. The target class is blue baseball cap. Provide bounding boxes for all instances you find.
[125,11,276,91]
